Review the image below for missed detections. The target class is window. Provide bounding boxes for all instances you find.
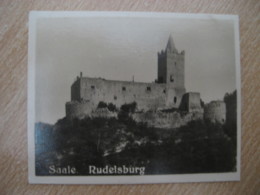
[114,96,117,100]
[146,86,151,91]
[170,75,174,82]
[174,96,177,103]
[91,85,95,89]
[163,89,166,94]
[122,86,126,91]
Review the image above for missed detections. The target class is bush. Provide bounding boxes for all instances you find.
[107,103,117,112]
[120,102,137,113]
[97,102,117,112]
[118,102,137,123]
[97,101,107,108]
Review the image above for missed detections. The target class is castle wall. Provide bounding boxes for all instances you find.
[132,111,203,129]
[160,87,184,109]
[204,101,226,124]
[71,78,80,101]
[66,101,93,120]
[76,77,183,111]
[179,92,202,112]
[91,108,117,118]
[69,75,187,112]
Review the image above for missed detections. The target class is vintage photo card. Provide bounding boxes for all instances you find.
[28,11,241,184]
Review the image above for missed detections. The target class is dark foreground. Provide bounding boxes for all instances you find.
[35,115,237,176]
[35,91,237,176]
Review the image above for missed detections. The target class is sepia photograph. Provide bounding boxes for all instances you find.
[28,11,241,184]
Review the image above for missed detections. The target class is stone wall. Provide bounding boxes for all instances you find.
[71,78,80,101]
[166,51,185,89]
[179,92,202,112]
[90,108,117,118]
[65,100,94,120]
[132,111,203,129]
[71,77,186,111]
[204,101,226,124]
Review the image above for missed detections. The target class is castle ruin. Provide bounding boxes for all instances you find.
[65,35,226,127]
[204,101,226,124]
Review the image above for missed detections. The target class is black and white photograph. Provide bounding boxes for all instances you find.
[28,11,241,184]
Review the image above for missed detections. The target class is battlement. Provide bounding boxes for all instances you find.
[158,50,185,59]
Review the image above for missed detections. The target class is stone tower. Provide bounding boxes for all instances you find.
[204,101,226,124]
[157,34,185,90]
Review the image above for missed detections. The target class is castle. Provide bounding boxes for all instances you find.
[66,35,226,126]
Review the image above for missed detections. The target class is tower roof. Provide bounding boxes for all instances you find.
[166,34,178,53]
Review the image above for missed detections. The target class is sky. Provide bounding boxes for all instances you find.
[34,13,238,124]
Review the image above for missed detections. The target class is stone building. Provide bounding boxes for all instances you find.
[66,35,188,117]
[204,101,226,124]
[179,92,203,113]
[65,35,226,125]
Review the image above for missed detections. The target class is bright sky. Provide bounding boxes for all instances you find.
[34,13,238,124]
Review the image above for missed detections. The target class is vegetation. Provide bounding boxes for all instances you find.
[97,101,117,112]
[35,94,237,175]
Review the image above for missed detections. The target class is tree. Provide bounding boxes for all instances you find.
[120,102,137,113]
[97,101,107,108]
[107,103,117,112]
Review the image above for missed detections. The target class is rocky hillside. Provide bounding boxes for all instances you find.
[35,91,237,175]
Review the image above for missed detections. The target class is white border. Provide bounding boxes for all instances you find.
[28,11,241,184]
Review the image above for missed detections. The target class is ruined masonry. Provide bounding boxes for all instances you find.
[65,35,226,126]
